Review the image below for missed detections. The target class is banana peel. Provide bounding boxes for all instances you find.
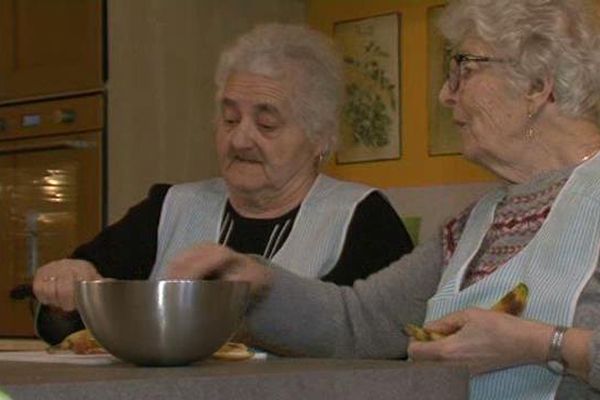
[404,323,447,342]
[489,282,528,315]
[404,282,529,342]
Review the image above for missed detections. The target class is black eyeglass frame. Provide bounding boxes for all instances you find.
[447,53,508,92]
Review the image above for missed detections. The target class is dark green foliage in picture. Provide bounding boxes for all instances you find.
[344,83,391,147]
[343,41,396,148]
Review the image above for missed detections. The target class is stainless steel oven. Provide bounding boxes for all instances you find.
[0,94,103,336]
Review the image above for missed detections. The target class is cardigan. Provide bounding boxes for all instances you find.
[244,166,600,399]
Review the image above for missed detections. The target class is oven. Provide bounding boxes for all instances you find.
[0,94,104,336]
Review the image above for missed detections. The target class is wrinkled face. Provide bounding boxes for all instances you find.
[438,37,529,167]
[216,72,322,198]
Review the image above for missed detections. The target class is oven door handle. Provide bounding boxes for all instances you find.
[0,139,96,156]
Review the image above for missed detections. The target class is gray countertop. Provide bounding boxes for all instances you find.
[0,358,469,400]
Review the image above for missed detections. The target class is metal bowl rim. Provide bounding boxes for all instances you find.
[78,279,249,287]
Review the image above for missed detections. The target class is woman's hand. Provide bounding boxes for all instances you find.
[33,259,102,312]
[164,242,273,296]
[407,308,553,375]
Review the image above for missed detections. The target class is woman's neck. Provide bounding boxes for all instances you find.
[496,114,600,183]
[228,173,318,219]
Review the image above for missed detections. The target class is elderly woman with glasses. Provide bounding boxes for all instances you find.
[32,24,414,345]
[159,1,600,398]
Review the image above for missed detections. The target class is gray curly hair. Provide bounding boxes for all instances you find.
[439,0,600,122]
[215,23,344,155]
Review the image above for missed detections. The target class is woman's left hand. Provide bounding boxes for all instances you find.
[407,308,553,375]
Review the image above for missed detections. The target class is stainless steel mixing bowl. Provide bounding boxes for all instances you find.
[75,279,249,366]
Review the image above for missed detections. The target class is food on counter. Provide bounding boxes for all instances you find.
[212,342,253,360]
[404,282,530,342]
[48,329,106,355]
[47,329,253,361]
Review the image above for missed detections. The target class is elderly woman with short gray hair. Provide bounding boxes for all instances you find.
[160,1,600,398]
[33,23,413,345]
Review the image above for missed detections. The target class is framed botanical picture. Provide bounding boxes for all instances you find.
[333,13,401,164]
[427,5,461,156]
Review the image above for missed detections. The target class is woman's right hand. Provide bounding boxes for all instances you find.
[165,242,273,296]
[33,259,102,312]
[407,308,552,375]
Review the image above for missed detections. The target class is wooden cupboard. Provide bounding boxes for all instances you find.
[0,0,103,103]
[0,95,103,337]
[0,0,104,336]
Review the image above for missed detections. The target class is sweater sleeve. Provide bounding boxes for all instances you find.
[36,184,170,344]
[245,233,444,358]
[587,329,600,390]
[583,269,600,391]
[72,183,171,279]
[322,191,414,286]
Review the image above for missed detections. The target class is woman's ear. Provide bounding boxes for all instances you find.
[313,135,332,167]
[321,142,330,158]
[526,74,555,110]
[313,133,330,157]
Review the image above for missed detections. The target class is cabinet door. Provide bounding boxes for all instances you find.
[0,131,102,337]
[0,0,103,102]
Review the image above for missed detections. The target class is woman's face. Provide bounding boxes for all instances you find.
[216,72,322,199]
[439,37,529,169]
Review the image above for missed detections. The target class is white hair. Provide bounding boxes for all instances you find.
[439,0,600,122]
[215,23,344,154]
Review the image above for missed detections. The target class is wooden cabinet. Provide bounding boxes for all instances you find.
[0,0,103,102]
[0,95,103,336]
[0,1,104,337]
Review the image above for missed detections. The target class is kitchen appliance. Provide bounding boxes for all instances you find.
[0,94,104,337]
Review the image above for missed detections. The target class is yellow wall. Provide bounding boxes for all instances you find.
[308,0,497,188]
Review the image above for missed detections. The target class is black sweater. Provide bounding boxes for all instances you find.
[38,184,414,344]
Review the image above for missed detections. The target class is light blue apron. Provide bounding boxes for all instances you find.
[426,154,600,399]
[150,174,375,279]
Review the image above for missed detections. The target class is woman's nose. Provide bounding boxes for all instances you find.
[229,120,255,148]
[438,80,456,108]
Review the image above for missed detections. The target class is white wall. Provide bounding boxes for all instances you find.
[386,182,500,243]
[107,0,306,222]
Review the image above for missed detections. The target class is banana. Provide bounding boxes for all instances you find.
[490,282,529,316]
[404,282,529,342]
[404,323,447,342]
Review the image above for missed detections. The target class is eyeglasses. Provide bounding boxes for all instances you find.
[447,53,508,93]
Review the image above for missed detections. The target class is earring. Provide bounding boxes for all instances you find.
[317,152,325,165]
[525,111,535,140]
[317,145,329,166]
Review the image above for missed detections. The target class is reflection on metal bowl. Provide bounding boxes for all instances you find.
[76,279,249,366]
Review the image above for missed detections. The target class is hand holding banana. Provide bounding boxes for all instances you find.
[404,282,529,341]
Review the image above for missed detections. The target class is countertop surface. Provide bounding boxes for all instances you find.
[0,339,46,352]
[0,357,469,400]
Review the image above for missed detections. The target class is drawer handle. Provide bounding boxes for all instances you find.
[54,109,77,124]
[0,119,5,132]
[0,140,96,156]
[22,114,41,128]
[26,212,39,278]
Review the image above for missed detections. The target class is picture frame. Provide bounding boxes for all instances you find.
[427,5,462,156]
[333,13,401,164]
